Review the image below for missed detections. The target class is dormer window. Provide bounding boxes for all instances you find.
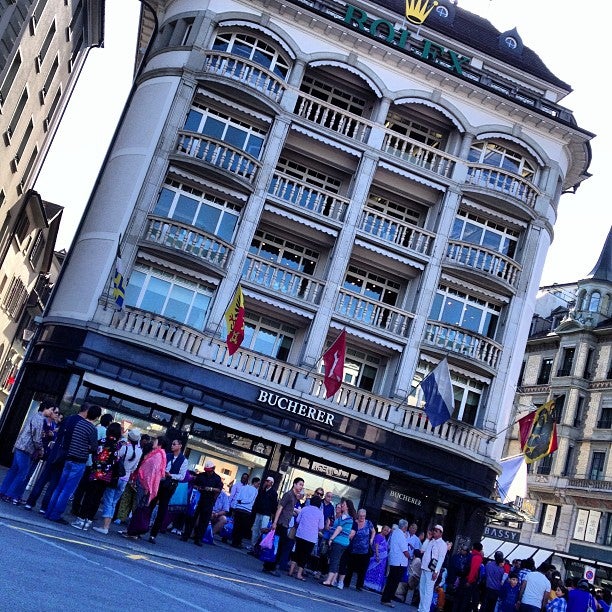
[504,36,518,50]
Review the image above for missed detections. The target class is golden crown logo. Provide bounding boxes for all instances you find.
[405,0,439,25]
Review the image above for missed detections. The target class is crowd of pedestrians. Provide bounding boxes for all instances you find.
[2,400,609,612]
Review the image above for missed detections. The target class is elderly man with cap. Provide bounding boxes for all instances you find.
[419,525,448,612]
[181,458,223,546]
[93,427,143,535]
[249,475,278,552]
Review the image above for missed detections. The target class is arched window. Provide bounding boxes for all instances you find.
[588,291,601,313]
[468,140,536,181]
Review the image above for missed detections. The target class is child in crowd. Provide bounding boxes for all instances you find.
[498,572,520,612]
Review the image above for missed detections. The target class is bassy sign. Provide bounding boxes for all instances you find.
[483,525,521,542]
[342,4,471,75]
[256,389,336,426]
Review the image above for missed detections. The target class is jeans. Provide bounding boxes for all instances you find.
[26,460,64,511]
[0,449,34,500]
[251,513,271,547]
[45,461,87,521]
[100,479,128,518]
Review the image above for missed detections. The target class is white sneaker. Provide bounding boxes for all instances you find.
[71,518,85,530]
[82,520,92,531]
[93,526,108,535]
[336,581,344,590]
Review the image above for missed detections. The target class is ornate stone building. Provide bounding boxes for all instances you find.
[0,0,593,545]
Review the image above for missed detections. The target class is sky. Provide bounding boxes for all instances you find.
[36,0,611,287]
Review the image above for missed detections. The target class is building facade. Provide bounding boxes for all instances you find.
[0,0,593,545]
[0,0,104,409]
[506,228,612,586]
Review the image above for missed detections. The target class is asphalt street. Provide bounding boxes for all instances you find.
[0,496,404,612]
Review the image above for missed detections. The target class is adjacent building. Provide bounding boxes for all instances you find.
[503,228,611,585]
[0,0,593,547]
[0,0,104,409]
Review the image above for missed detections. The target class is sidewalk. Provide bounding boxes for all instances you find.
[0,466,400,610]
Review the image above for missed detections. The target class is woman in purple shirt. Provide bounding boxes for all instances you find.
[288,495,324,580]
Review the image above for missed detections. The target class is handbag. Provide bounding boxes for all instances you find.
[169,481,189,508]
[287,525,297,540]
[428,557,438,572]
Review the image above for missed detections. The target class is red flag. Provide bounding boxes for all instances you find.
[322,329,346,398]
[225,285,245,355]
[518,399,558,464]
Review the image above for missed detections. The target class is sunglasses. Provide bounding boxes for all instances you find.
[315,491,324,495]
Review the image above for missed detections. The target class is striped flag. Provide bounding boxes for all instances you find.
[113,245,126,311]
[225,285,245,355]
[420,358,454,427]
[518,399,558,464]
[322,329,346,398]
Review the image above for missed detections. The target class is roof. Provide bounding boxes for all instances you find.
[368,0,571,90]
[587,227,612,283]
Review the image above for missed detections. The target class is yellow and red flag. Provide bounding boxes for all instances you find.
[322,329,346,398]
[518,399,558,464]
[225,285,245,355]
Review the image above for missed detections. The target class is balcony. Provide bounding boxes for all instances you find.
[143,216,232,270]
[424,321,502,369]
[268,170,349,223]
[465,164,539,207]
[242,254,325,305]
[335,290,413,338]
[106,308,491,458]
[381,129,456,178]
[202,51,286,103]
[445,240,521,290]
[567,479,612,492]
[175,131,261,182]
[357,209,435,257]
[294,92,372,143]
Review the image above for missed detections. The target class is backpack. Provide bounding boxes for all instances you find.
[478,563,486,585]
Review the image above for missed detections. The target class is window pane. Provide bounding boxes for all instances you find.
[463,222,482,245]
[482,229,501,251]
[153,187,174,217]
[165,284,193,322]
[462,304,482,332]
[173,194,199,225]
[201,116,225,139]
[185,109,203,132]
[245,134,264,158]
[223,125,246,149]
[140,277,170,313]
[186,292,210,329]
[195,203,221,233]
[125,270,146,306]
[216,213,238,242]
[252,328,277,356]
[440,296,463,326]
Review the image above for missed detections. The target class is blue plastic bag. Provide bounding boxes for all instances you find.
[220,516,233,539]
[187,488,200,516]
[203,522,214,544]
[259,534,279,563]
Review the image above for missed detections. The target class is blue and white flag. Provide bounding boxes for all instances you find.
[420,358,453,427]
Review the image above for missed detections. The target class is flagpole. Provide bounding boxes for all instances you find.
[208,279,242,345]
[104,233,122,312]
[302,327,346,379]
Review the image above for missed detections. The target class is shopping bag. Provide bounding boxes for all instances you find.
[169,482,189,509]
[220,516,233,539]
[259,534,279,562]
[260,528,276,549]
[203,522,214,544]
[187,488,200,516]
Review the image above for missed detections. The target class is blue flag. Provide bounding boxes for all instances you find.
[420,358,453,427]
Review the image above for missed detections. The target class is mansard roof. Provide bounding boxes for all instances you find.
[370,0,571,90]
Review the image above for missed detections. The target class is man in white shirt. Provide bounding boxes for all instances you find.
[231,476,260,548]
[229,472,249,512]
[419,524,448,612]
[381,520,411,608]
[407,522,422,560]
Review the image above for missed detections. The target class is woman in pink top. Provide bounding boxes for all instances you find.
[122,436,168,538]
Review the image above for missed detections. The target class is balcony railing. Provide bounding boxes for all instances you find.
[358,209,435,257]
[175,131,261,182]
[465,164,539,207]
[143,216,232,269]
[106,308,491,458]
[445,240,521,289]
[268,170,349,222]
[335,290,413,337]
[202,52,286,103]
[242,254,325,305]
[424,321,502,369]
[567,479,612,491]
[381,130,456,178]
[294,92,372,143]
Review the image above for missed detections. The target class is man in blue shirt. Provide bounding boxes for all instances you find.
[381,519,410,607]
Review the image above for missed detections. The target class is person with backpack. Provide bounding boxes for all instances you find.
[93,428,143,534]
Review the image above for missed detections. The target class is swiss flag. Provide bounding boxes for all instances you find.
[322,329,346,398]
